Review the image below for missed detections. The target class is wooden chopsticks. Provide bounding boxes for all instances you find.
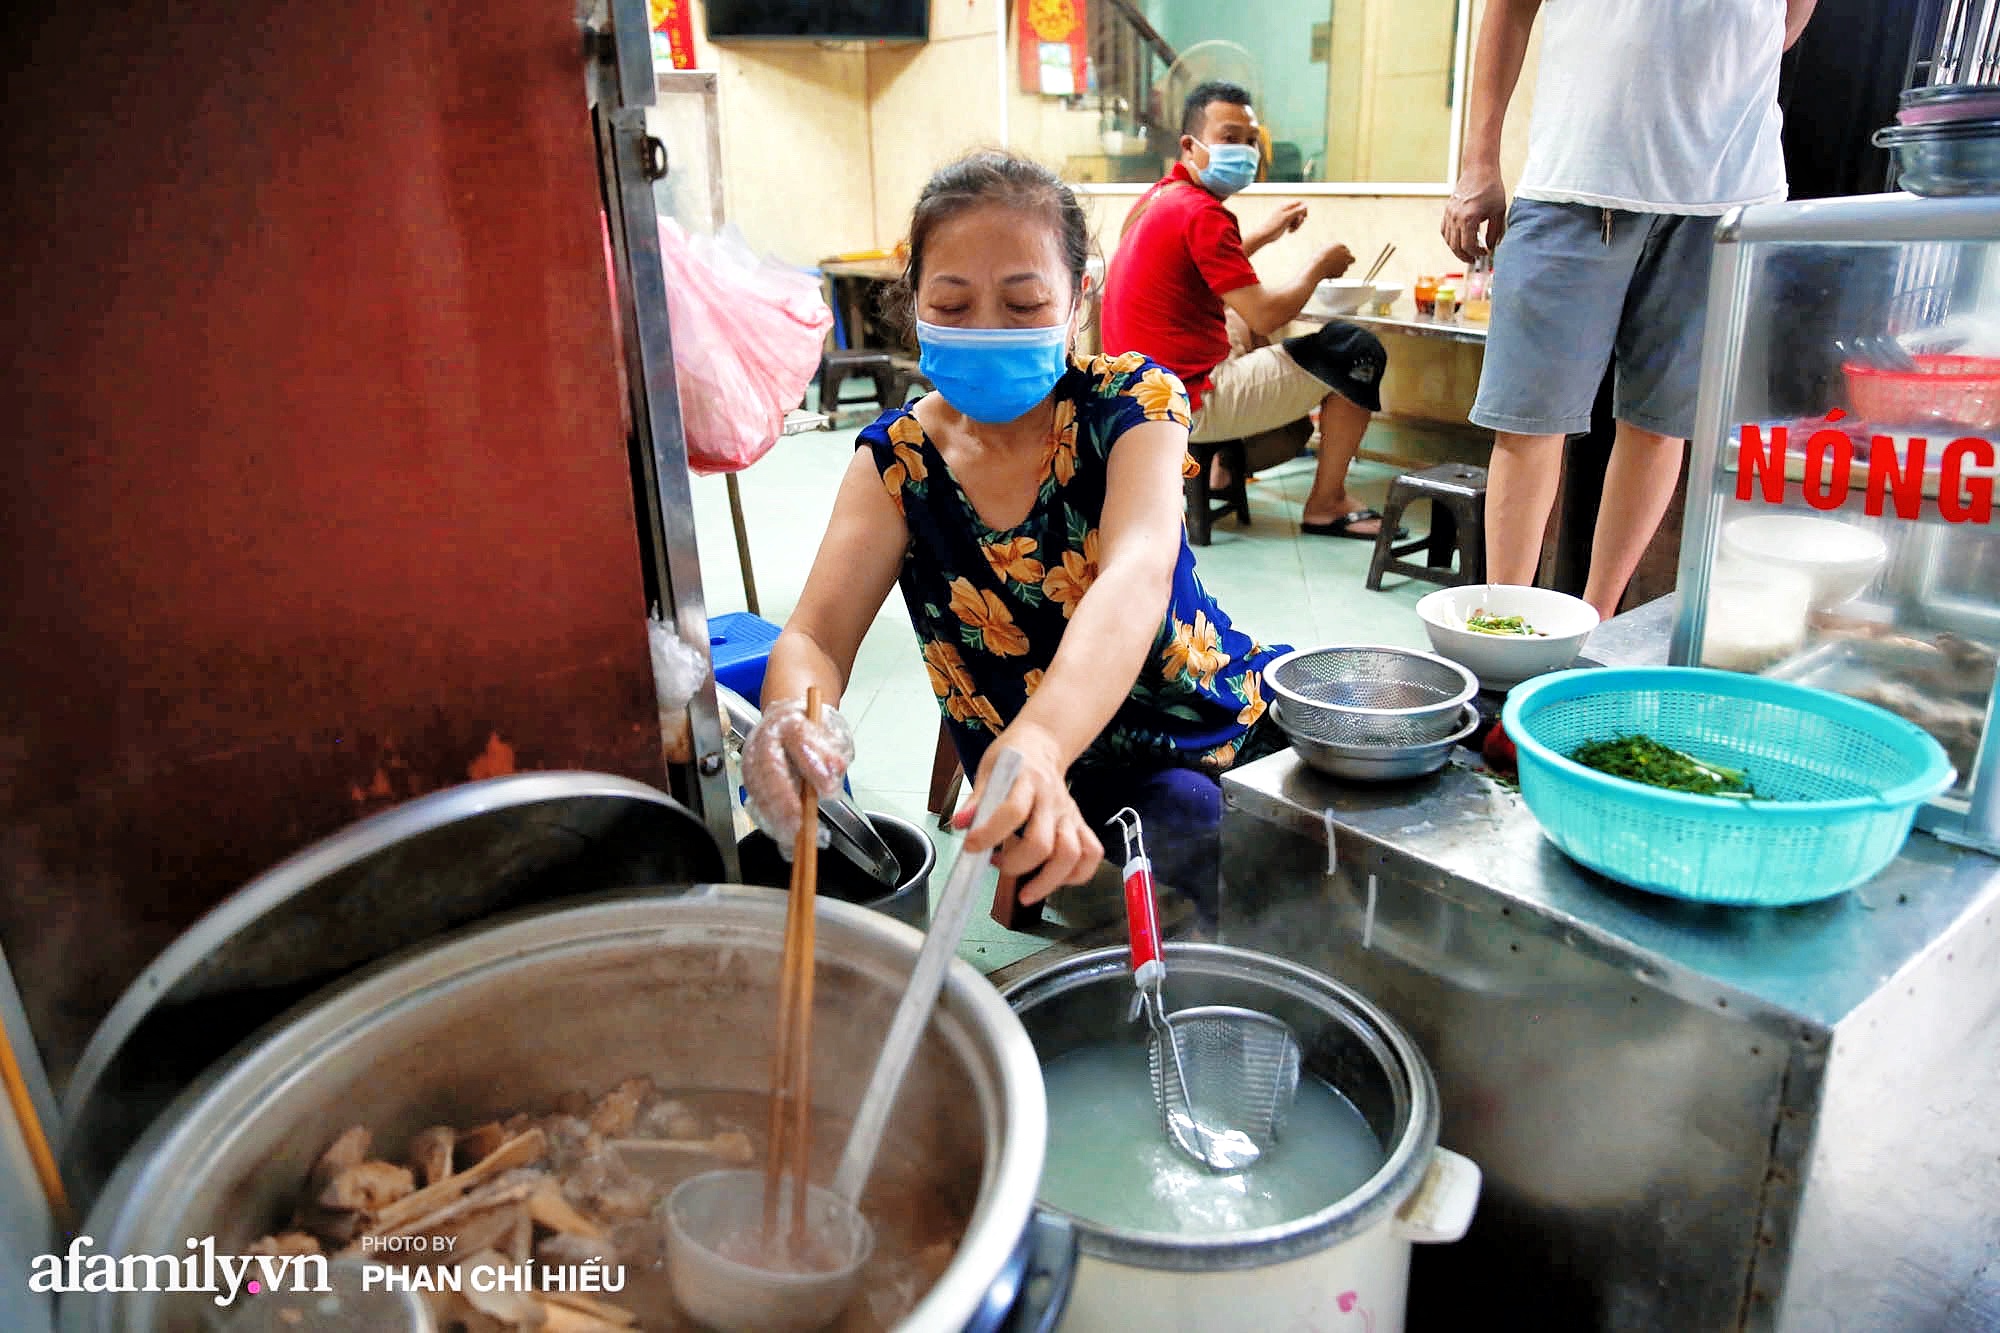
[763,686,824,1252]
[1361,241,1396,286]
[1,1009,72,1231]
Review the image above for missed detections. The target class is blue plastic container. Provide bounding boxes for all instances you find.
[709,611,781,705]
[1500,666,1955,906]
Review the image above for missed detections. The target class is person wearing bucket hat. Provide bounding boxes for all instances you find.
[742,150,1291,922]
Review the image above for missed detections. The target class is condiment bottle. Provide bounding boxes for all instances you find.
[1434,283,1459,321]
[1413,274,1438,317]
[1460,255,1493,324]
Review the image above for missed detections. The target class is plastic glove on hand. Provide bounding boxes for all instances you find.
[741,697,855,856]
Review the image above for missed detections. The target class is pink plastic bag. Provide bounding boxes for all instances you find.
[654,219,832,475]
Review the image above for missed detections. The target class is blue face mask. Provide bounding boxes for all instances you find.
[1196,142,1259,197]
[915,319,1071,424]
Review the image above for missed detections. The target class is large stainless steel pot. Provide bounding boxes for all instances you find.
[1002,945,1479,1333]
[66,888,1069,1332]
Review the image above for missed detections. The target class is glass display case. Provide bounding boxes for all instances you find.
[1672,193,2000,854]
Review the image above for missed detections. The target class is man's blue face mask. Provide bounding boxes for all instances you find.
[915,319,1072,424]
[1196,142,1259,197]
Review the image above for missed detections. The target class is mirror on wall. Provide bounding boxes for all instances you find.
[1008,0,1467,188]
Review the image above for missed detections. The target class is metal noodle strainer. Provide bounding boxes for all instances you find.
[1112,809,1301,1173]
[1263,645,1478,748]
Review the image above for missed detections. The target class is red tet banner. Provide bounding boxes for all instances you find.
[1019,0,1089,96]
[650,0,696,70]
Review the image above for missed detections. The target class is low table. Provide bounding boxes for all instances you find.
[1298,308,1490,346]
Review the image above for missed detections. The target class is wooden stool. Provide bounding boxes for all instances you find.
[1364,462,1489,590]
[923,720,1047,930]
[925,720,963,831]
[1183,439,1249,546]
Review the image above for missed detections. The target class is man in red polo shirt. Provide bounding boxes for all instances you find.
[1103,82,1390,537]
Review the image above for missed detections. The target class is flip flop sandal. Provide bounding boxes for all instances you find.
[1298,508,1408,540]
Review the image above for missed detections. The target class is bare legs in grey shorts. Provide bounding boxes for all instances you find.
[1471,200,1719,619]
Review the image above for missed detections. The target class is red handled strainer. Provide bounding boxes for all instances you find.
[1112,808,1302,1173]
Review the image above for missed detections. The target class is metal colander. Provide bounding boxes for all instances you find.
[1263,645,1479,748]
[1149,1006,1302,1157]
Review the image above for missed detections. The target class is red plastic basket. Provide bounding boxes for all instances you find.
[1843,354,2000,428]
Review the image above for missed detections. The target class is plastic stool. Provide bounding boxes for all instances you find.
[1364,462,1489,590]
[709,611,781,704]
[818,350,928,415]
[1184,439,1250,546]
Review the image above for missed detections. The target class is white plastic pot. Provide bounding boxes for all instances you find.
[1002,946,1480,1333]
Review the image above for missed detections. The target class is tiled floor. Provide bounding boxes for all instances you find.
[690,417,1454,970]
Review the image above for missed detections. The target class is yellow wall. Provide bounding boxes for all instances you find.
[686,12,875,263]
[688,0,1004,264]
[689,0,1539,293]
[1359,0,1457,182]
[866,0,1005,248]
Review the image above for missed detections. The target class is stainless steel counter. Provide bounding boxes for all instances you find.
[1292,309,1491,346]
[1219,611,2000,1331]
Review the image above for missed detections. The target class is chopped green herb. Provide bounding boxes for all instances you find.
[1465,610,1544,637]
[1570,734,1756,799]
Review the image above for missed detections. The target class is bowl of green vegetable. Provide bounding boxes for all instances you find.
[1415,585,1600,691]
[1501,666,1956,905]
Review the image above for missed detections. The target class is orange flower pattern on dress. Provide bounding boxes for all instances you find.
[886,414,929,478]
[1044,398,1080,486]
[923,639,976,701]
[882,466,908,514]
[982,535,1045,585]
[1163,610,1229,690]
[1235,668,1267,726]
[949,577,1030,657]
[945,689,1005,730]
[1131,368,1192,426]
[1041,528,1100,619]
[855,354,1287,774]
[925,638,1004,731]
[881,414,929,513]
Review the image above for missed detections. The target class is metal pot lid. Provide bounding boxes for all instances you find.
[58,770,722,1208]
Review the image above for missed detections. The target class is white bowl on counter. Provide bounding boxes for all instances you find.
[1415,585,1600,691]
[1366,282,1404,315]
[1310,278,1375,316]
[1720,514,1887,611]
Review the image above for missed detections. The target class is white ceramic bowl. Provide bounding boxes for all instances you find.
[1311,278,1375,316]
[1415,584,1600,690]
[1720,514,1888,611]
[1366,282,1405,314]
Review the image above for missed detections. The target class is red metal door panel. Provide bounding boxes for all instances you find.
[1,0,666,1080]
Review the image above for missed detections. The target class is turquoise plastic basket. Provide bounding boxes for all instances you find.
[1500,667,1955,906]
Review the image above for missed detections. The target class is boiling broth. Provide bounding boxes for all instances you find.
[1037,1041,1384,1235]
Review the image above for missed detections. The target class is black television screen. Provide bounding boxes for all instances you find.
[704,1,929,42]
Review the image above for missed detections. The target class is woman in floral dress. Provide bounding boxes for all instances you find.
[743,151,1288,917]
